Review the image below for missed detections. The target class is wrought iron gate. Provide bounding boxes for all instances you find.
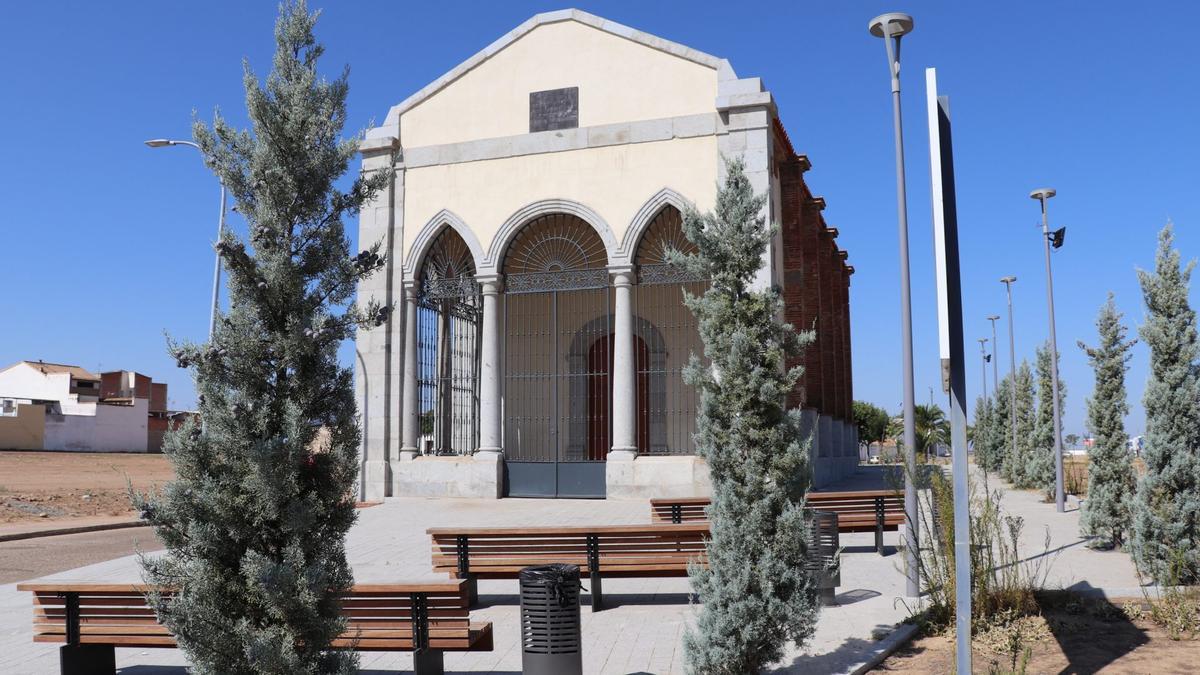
[632,205,707,456]
[502,213,611,498]
[416,229,481,455]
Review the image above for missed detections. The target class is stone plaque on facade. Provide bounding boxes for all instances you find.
[529,87,578,132]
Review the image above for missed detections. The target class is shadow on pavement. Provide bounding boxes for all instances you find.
[833,588,882,605]
[780,625,898,673]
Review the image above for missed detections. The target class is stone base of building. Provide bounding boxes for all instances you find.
[362,459,392,501]
[606,455,712,499]
[391,453,503,498]
[371,436,862,499]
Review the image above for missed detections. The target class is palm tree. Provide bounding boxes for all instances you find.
[914,403,950,460]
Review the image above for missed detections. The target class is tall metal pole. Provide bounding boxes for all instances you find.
[209,183,227,340]
[1032,189,1066,512]
[870,12,919,598]
[987,315,1000,398]
[1001,276,1018,474]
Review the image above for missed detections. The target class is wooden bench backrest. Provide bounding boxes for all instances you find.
[429,524,710,578]
[18,582,475,652]
[650,497,710,523]
[651,491,905,524]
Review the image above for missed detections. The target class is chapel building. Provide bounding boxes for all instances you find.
[355,9,856,500]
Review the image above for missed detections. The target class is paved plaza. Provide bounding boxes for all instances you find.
[0,466,1148,674]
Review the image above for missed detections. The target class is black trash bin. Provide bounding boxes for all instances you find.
[519,563,583,675]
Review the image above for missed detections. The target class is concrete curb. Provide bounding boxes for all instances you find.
[849,623,920,674]
[0,520,147,543]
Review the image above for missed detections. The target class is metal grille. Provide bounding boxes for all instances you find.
[416,228,480,456]
[503,214,612,466]
[631,206,707,456]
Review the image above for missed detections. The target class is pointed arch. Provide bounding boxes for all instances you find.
[483,199,618,274]
[403,209,486,283]
[621,188,693,260]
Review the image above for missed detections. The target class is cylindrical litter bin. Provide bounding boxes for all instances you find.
[519,563,582,675]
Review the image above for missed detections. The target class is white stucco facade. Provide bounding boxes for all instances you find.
[43,399,149,453]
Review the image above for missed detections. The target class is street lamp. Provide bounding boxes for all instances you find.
[977,338,989,403]
[145,138,227,341]
[1000,276,1018,477]
[1031,188,1066,513]
[987,315,1001,399]
[869,11,919,598]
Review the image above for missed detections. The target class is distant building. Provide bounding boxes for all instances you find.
[0,361,180,453]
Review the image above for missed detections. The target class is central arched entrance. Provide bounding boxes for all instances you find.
[502,213,610,497]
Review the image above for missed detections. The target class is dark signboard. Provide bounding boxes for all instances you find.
[530,87,579,132]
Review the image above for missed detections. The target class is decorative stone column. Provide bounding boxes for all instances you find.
[476,275,503,459]
[399,283,420,461]
[609,267,638,461]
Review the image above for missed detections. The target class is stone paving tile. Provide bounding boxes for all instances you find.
[0,491,916,674]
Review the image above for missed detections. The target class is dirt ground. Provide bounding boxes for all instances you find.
[877,596,1200,674]
[0,451,174,524]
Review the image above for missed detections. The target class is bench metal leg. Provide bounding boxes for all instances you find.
[455,535,478,606]
[59,644,115,675]
[464,574,478,607]
[586,533,604,611]
[413,647,445,675]
[590,572,604,612]
[875,497,885,555]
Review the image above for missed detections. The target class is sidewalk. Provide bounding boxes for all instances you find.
[1,482,916,674]
[979,470,1145,595]
[0,515,143,542]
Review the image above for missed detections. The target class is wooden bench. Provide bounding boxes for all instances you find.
[428,523,709,611]
[17,580,492,675]
[651,489,905,555]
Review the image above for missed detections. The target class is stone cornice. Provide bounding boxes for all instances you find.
[393,113,719,168]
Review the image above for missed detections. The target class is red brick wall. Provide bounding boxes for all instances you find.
[778,149,853,422]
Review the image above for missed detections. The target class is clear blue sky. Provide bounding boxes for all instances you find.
[2,1,1196,438]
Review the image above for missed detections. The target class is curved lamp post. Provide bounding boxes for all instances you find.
[145,139,226,341]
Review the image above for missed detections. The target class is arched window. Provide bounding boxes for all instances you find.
[416,228,480,455]
[633,206,707,455]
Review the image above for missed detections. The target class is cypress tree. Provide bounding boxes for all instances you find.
[1004,361,1036,486]
[1078,294,1136,548]
[986,374,1013,474]
[1028,342,1065,498]
[132,4,392,673]
[972,394,991,468]
[677,157,819,674]
[1132,225,1200,581]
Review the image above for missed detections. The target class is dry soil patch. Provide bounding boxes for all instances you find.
[0,451,173,524]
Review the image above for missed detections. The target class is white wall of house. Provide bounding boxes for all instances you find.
[0,363,72,401]
[44,399,149,453]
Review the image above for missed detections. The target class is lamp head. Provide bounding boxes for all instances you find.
[144,139,173,148]
[869,13,914,38]
[1000,275,1017,284]
[1029,187,1056,201]
[1049,227,1066,249]
[987,314,1001,321]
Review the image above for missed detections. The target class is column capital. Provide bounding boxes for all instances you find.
[608,265,637,287]
[476,274,503,296]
